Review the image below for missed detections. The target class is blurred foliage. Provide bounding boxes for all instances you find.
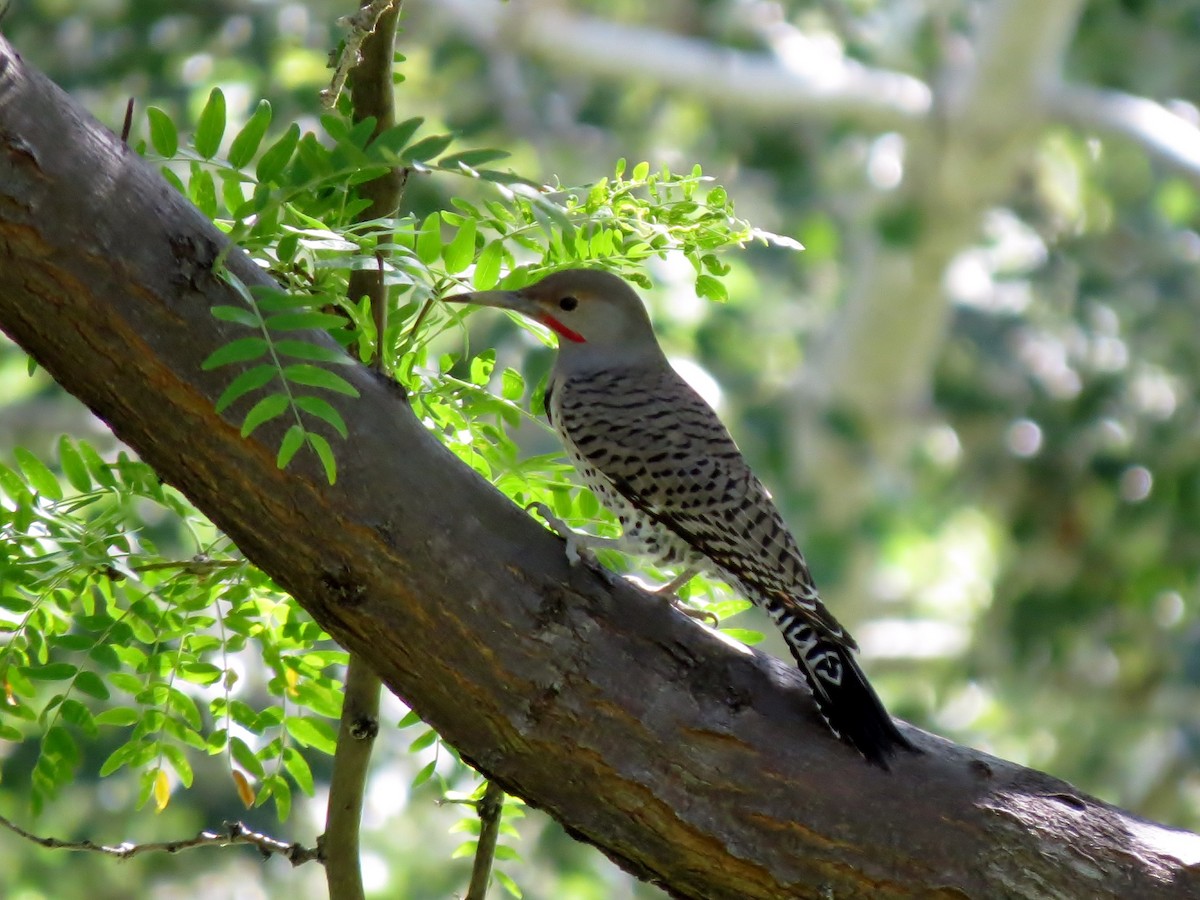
[4,0,1200,898]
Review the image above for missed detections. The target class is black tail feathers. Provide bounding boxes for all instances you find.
[780,617,917,768]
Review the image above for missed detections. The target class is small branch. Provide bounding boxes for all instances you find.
[344,0,407,371]
[323,0,402,108]
[321,636,383,900]
[126,555,242,575]
[321,12,396,897]
[465,781,507,900]
[0,813,320,865]
[1048,82,1200,186]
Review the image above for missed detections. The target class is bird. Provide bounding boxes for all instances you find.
[443,268,915,767]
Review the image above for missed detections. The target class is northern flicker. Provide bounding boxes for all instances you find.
[444,269,914,767]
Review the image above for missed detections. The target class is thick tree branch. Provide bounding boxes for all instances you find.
[2,37,1199,899]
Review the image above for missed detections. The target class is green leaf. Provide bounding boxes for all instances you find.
[495,870,523,898]
[306,433,337,484]
[215,364,278,413]
[408,729,437,753]
[397,709,423,728]
[240,394,290,438]
[266,774,292,820]
[721,628,764,645]
[188,164,218,218]
[444,219,477,275]
[146,107,178,157]
[210,305,260,327]
[57,437,91,492]
[283,747,314,795]
[695,274,727,302]
[256,123,300,183]
[99,744,132,776]
[43,725,79,765]
[228,100,273,168]
[272,340,351,364]
[371,116,423,156]
[201,337,268,370]
[401,133,453,163]
[76,441,115,488]
[179,663,223,686]
[60,699,96,734]
[14,447,62,500]
[231,736,264,778]
[470,352,494,386]
[277,424,305,468]
[221,170,248,216]
[439,148,511,169]
[282,365,359,396]
[74,671,110,700]
[416,212,442,265]
[411,759,437,788]
[194,88,227,160]
[500,368,524,401]
[264,311,349,331]
[284,716,337,754]
[473,240,503,290]
[95,708,139,727]
[293,396,348,438]
[0,463,31,504]
[164,745,194,788]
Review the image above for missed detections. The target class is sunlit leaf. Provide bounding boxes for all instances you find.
[195,88,227,160]
[228,100,273,168]
[146,107,178,157]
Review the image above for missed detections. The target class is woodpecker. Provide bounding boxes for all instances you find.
[444,268,914,767]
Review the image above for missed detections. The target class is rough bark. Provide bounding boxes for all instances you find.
[2,36,1199,900]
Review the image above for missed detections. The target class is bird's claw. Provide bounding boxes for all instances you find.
[525,501,597,567]
[678,605,720,627]
[628,572,719,626]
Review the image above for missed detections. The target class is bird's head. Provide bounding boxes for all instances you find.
[442,269,660,354]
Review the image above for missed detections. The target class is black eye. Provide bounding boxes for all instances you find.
[558,296,578,311]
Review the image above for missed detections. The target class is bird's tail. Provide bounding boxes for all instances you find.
[777,613,916,768]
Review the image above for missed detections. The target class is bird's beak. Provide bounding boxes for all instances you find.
[441,286,588,344]
[441,289,537,316]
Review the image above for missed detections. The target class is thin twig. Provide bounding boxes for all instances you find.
[465,781,507,900]
[321,6,397,900]
[0,813,320,865]
[321,655,382,900]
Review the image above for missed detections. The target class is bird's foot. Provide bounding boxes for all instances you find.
[629,570,719,626]
[525,502,618,568]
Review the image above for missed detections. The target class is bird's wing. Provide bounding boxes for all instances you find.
[555,366,853,646]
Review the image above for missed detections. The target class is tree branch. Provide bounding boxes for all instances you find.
[323,654,381,900]
[0,813,320,865]
[465,781,506,900]
[424,0,931,131]
[2,35,1199,899]
[321,7,402,898]
[1047,83,1200,186]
